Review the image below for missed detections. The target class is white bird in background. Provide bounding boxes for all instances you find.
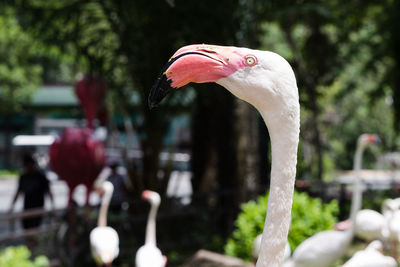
[342,240,397,267]
[381,198,400,258]
[336,138,386,242]
[135,190,166,267]
[149,44,300,267]
[354,209,386,241]
[90,181,119,266]
[283,134,380,267]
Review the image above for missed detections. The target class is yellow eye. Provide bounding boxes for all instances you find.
[245,55,257,66]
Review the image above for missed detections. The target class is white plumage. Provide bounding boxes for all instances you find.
[284,230,351,267]
[149,44,301,267]
[90,181,119,266]
[343,240,397,267]
[136,244,165,267]
[355,209,386,241]
[382,199,400,241]
[135,190,166,267]
[252,234,291,263]
[90,226,119,265]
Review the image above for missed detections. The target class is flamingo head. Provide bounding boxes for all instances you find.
[149,44,298,112]
[142,190,161,206]
[358,134,381,147]
[102,180,114,194]
[97,181,114,199]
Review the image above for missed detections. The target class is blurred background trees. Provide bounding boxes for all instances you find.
[2,0,400,265]
[3,0,399,195]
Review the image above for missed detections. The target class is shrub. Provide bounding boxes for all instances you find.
[225,191,339,261]
[0,246,49,267]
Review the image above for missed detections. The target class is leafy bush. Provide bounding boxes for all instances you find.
[225,191,339,261]
[0,246,49,267]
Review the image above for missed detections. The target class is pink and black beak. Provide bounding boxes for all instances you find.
[363,134,382,145]
[148,51,201,109]
[148,44,247,108]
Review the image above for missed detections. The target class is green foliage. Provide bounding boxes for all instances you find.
[0,169,18,179]
[0,169,17,175]
[0,7,42,113]
[290,191,338,248]
[0,246,49,267]
[225,191,338,261]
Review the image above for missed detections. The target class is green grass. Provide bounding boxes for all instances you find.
[0,169,18,179]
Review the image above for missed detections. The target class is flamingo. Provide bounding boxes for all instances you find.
[346,198,400,257]
[149,44,300,267]
[90,181,119,266]
[342,240,397,267]
[135,190,166,267]
[50,127,106,205]
[336,209,387,242]
[382,198,400,240]
[283,134,380,267]
[333,136,385,242]
[381,198,400,258]
[354,209,386,241]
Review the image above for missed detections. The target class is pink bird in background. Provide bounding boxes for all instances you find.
[50,127,106,205]
[75,74,108,129]
[49,74,108,205]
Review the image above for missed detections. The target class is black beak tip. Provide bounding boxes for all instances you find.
[149,54,185,110]
[375,137,382,145]
[148,74,174,110]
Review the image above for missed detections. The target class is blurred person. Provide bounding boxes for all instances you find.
[99,161,130,213]
[8,154,54,229]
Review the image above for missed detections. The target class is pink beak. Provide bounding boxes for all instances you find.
[141,190,152,200]
[365,134,381,145]
[148,44,244,108]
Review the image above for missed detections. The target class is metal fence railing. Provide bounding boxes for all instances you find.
[0,182,398,266]
[0,208,62,243]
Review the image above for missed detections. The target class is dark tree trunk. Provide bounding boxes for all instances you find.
[191,85,237,193]
[141,110,168,191]
[282,24,324,180]
[191,86,217,193]
[390,2,400,132]
[308,86,324,180]
[234,100,260,202]
[190,84,237,237]
[258,118,271,187]
[232,0,262,201]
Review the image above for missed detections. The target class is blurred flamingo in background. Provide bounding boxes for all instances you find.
[342,240,397,267]
[381,198,400,259]
[50,74,108,205]
[332,136,386,242]
[50,127,106,205]
[90,181,119,266]
[283,134,380,267]
[75,74,108,129]
[354,209,386,241]
[136,190,166,267]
